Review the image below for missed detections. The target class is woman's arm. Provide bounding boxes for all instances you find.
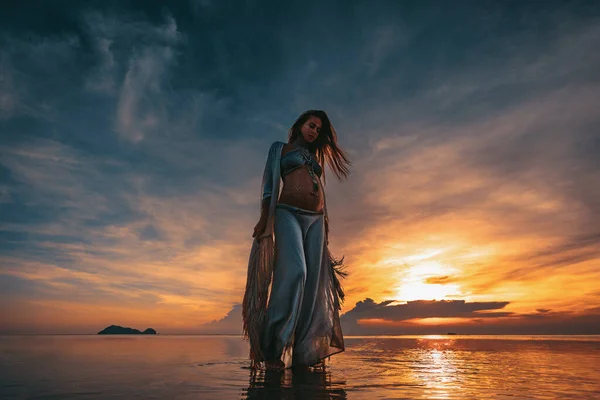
[253,143,278,238]
[261,142,277,201]
[253,197,270,238]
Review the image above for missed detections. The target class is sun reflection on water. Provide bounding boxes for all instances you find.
[414,338,461,398]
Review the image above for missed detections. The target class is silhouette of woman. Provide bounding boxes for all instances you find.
[243,110,351,370]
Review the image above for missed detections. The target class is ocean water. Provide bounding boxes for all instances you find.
[1,335,599,399]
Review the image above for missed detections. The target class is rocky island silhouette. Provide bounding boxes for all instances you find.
[97,325,157,335]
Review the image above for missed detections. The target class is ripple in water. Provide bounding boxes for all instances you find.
[1,335,599,399]
[242,367,347,400]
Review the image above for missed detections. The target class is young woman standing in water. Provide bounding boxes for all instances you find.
[243,110,351,370]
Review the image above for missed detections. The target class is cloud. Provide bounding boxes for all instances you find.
[0,35,81,121]
[343,298,512,321]
[116,40,176,142]
[0,56,17,118]
[196,303,243,334]
[81,12,184,142]
[340,298,600,335]
[424,276,454,285]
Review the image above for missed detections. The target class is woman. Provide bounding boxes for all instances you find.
[243,110,351,370]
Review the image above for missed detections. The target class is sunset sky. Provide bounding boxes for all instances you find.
[1,0,599,335]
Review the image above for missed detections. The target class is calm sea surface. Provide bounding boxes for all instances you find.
[1,335,599,399]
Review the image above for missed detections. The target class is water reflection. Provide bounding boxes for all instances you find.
[2,336,599,399]
[243,366,347,399]
[412,338,461,398]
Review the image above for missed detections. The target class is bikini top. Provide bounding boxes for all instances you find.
[280,147,323,178]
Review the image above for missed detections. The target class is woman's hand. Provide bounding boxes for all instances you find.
[252,217,267,239]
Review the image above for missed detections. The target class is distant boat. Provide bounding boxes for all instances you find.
[97,325,157,335]
[446,332,457,335]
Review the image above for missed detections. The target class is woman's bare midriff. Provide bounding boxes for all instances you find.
[278,146,324,212]
[279,168,324,212]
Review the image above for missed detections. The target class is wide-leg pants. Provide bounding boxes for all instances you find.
[261,203,325,366]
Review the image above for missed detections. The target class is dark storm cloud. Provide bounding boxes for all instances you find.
[341,298,512,322]
[340,298,600,335]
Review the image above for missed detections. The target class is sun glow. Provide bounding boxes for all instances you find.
[396,282,462,302]
[407,317,471,325]
[382,248,466,301]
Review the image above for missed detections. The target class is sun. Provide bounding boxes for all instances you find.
[395,281,462,302]
[395,258,463,301]
[379,246,470,302]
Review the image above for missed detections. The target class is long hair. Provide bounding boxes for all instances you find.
[287,109,351,184]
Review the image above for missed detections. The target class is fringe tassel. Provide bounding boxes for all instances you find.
[242,236,348,366]
[328,248,347,309]
[242,236,274,365]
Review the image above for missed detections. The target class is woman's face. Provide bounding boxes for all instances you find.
[299,116,322,143]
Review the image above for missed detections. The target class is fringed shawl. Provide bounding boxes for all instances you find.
[242,141,346,366]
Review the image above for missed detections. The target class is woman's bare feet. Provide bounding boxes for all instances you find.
[291,364,310,373]
[265,360,285,370]
[292,360,325,372]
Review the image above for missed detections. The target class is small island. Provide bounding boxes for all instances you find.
[97,325,157,335]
